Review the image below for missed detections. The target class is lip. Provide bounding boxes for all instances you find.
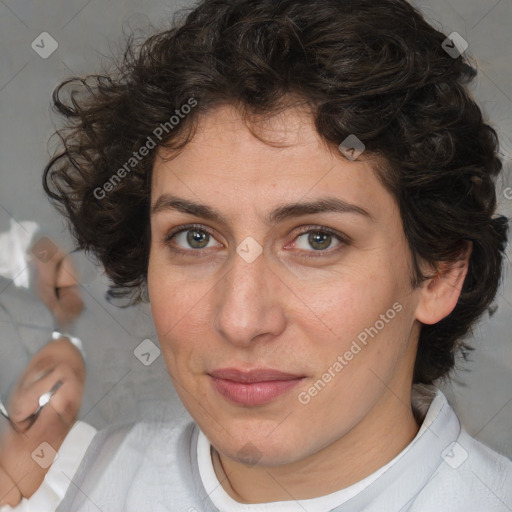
[209,368,305,406]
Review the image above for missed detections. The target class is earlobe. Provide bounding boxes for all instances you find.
[414,241,473,325]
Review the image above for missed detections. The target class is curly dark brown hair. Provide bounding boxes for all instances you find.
[43,0,509,385]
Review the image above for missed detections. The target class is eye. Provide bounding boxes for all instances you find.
[292,227,347,254]
[165,225,222,253]
[164,224,349,258]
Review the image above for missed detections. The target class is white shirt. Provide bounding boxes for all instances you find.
[55,386,512,511]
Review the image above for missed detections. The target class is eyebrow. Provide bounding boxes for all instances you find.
[151,194,375,224]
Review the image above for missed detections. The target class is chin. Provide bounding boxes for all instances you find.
[211,426,305,467]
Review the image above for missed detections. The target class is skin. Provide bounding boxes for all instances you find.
[33,247,84,331]
[0,338,85,506]
[147,104,471,503]
[0,242,85,507]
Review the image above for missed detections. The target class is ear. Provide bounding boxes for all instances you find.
[414,241,473,325]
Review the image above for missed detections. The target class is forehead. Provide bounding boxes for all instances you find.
[150,104,395,224]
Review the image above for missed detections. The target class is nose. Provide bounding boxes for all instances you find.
[212,246,286,348]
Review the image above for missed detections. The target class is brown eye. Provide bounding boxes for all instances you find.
[165,225,222,254]
[294,229,343,252]
[308,231,333,250]
[186,229,211,249]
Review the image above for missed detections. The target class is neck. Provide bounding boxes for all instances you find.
[212,388,421,504]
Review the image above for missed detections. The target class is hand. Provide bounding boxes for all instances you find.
[32,242,85,331]
[0,338,85,506]
[0,462,22,507]
[8,338,85,430]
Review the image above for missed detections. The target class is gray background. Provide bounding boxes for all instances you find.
[0,0,511,457]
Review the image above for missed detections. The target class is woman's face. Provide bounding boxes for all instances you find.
[147,104,425,467]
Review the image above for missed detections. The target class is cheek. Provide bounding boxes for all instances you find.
[301,265,411,387]
[147,242,211,325]
[306,263,403,342]
[147,260,212,374]
[149,279,209,337]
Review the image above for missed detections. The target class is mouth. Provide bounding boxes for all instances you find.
[208,368,306,406]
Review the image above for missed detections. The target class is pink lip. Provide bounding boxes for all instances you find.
[209,368,305,406]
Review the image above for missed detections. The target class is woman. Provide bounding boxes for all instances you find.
[43,0,512,510]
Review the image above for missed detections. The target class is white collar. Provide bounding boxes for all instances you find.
[196,385,448,512]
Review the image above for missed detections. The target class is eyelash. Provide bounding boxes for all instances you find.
[164,223,350,258]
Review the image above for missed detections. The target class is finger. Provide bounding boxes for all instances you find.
[8,364,74,423]
[55,255,81,288]
[8,374,56,422]
[46,377,84,426]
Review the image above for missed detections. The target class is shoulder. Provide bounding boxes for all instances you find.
[84,415,197,469]
[56,417,200,512]
[458,429,512,496]
[412,426,512,511]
